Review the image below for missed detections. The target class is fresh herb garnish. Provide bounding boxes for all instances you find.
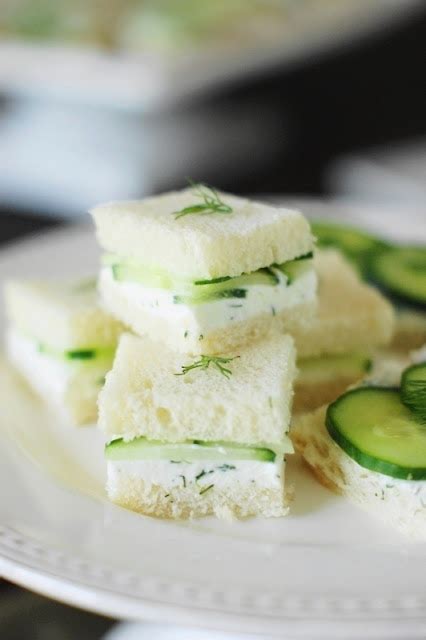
[173,182,232,220]
[195,469,214,481]
[175,355,239,379]
[217,464,236,472]
[199,484,214,495]
[179,475,187,488]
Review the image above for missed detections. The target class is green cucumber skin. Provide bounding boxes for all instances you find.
[105,438,276,463]
[367,247,426,310]
[326,387,426,480]
[401,363,426,422]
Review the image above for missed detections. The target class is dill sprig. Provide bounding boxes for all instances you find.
[175,354,239,379]
[173,182,232,220]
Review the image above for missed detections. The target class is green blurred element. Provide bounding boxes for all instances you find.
[367,246,426,309]
[116,0,292,51]
[311,220,389,275]
[0,0,133,47]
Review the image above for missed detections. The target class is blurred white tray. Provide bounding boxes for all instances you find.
[0,0,423,111]
[0,198,425,638]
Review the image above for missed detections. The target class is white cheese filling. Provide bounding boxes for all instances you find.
[99,265,317,336]
[107,458,285,492]
[6,328,73,401]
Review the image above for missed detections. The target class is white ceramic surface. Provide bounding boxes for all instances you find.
[0,199,425,638]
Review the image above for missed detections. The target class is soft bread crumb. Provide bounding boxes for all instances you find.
[293,375,366,414]
[291,250,395,358]
[99,332,297,444]
[107,473,290,520]
[391,309,426,351]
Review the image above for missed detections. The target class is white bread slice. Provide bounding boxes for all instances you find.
[98,265,316,355]
[291,250,395,358]
[90,189,314,280]
[107,468,290,520]
[292,407,426,540]
[99,331,297,445]
[4,278,124,351]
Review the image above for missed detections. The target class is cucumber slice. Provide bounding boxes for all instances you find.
[105,438,277,462]
[368,246,426,308]
[108,251,312,303]
[401,363,426,422]
[298,353,371,385]
[274,253,313,285]
[311,221,385,272]
[111,263,175,290]
[326,387,426,480]
[37,342,115,361]
[173,269,280,304]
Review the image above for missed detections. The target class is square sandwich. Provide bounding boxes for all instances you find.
[4,278,124,424]
[292,250,395,413]
[99,331,296,519]
[91,186,316,354]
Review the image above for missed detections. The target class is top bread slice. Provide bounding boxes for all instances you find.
[4,278,124,351]
[90,189,314,280]
[99,331,297,446]
[291,249,395,358]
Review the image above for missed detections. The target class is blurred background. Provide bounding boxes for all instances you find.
[1,0,426,637]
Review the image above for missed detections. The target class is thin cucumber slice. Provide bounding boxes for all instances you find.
[105,438,277,462]
[274,253,313,285]
[401,363,426,422]
[107,251,316,304]
[326,387,426,480]
[111,263,174,290]
[368,246,426,308]
[298,353,371,385]
[173,269,280,304]
[311,221,386,272]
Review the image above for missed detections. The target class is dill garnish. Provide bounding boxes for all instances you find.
[195,469,214,481]
[173,182,232,220]
[217,464,236,472]
[175,355,239,379]
[199,484,214,495]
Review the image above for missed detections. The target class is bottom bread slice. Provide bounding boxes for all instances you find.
[107,460,290,520]
[292,407,426,540]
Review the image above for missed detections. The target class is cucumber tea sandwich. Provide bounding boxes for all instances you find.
[91,185,317,355]
[292,357,426,540]
[4,278,124,424]
[99,331,296,519]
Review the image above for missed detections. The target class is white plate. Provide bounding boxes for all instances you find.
[0,199,426,639]
[0,0,423,111]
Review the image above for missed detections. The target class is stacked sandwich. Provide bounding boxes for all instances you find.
[90,187,317,519]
